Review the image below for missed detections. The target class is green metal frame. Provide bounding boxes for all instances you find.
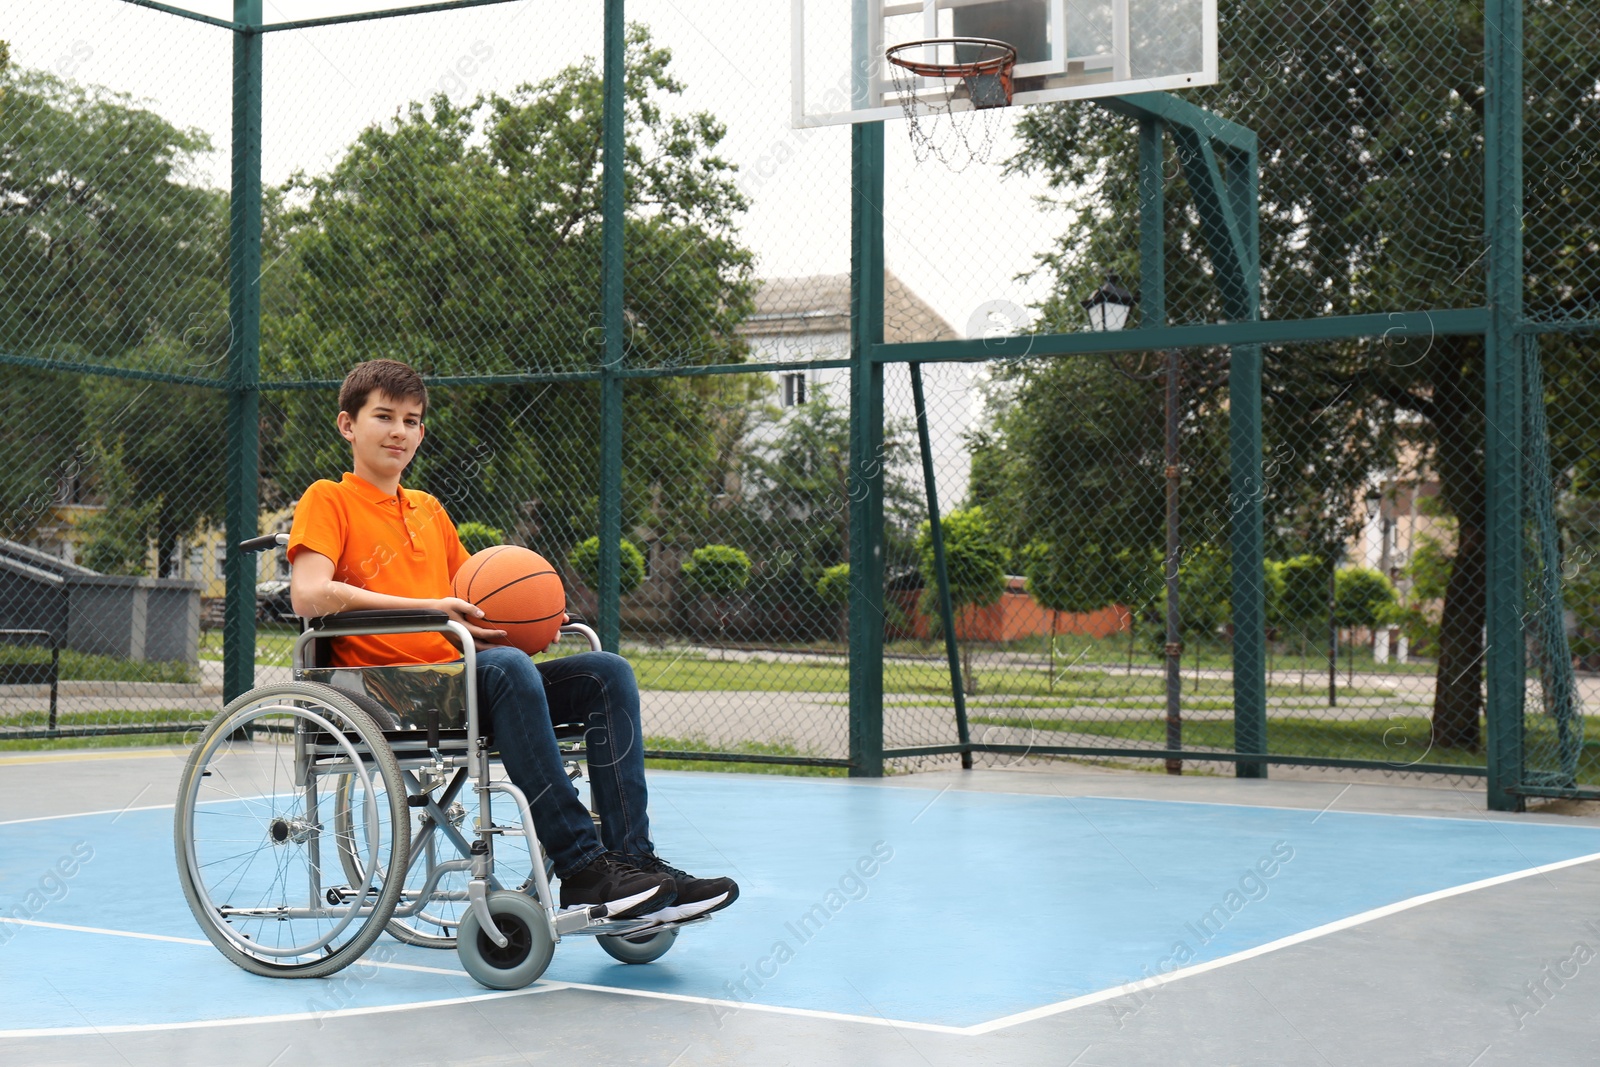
[222,0,263,704]
[871,92,1268,777]
[73,0,1588,801]
[847,122,887,778]
[597,0,627,654]
[1483,0,1526,812]
[909,363,972,769]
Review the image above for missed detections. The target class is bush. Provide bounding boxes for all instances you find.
[915,506,1007,617]
[568,536,646,596]
[1334,566,1398,628]
[455,522,504,556]
[681,544,751,598]
[815,562,851,607]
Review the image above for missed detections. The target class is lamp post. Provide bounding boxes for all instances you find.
[1081,273,1139,333]
[1088,277,1184,774]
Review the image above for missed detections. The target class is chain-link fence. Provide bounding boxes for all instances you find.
[2,1,1596,805]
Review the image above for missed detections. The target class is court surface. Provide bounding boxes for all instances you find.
[3,750,1599,1065]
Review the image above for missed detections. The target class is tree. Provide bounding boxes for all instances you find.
[1022,539,1132,687]
[681,543,751,650]
[455,522,504,556]
[744,383,922,572]
[0,60,228,564]
[1334,567,1398,631]
[1271,555,1331,692]
[680,544,751,599]
[918,506,1008,694]
[815,561,852,643]
[567,536,646,597]
[262,24,754,567]
[1006,0,1600,748]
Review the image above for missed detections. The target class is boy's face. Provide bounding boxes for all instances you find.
[337,390,425,484]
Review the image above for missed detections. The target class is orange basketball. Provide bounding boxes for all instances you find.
[451,546,566,654]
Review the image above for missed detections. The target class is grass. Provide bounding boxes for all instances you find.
[894,630,1443,677]
[199,625,299,667]
[0,708,207,751]
[964,712,1573,774]
[643,736,847,777]
[0,645,197,684]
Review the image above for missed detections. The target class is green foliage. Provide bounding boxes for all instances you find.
[0,62,228,561]
[1176,544,1232,639]
[454,522,504,556]
[76,442,160,576]
[568,536,647,597]
[261,24,754,557]
[1404,532,1453,603]
[681,544,751,598]
[1380,532,1453,650]
[917,506,1008,617]
[1004,0,1600,740]
[815,562,852,608]
[1334,566,1398,628]
[973,358,1227,570]
[744,383,922,572]
[1021,540,1139,615]
[1270,555,1330,639]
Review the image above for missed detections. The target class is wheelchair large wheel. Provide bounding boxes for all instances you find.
[597,925,678,964]
[333,771,535,950]
[456,889,556,990]
[174,682,411,979]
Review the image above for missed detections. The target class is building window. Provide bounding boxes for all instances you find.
[781,372,807,408]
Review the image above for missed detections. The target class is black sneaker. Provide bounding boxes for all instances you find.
[629,853,739,922]
[559,851,676,920]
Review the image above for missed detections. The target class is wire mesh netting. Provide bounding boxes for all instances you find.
[0,0,1596,798]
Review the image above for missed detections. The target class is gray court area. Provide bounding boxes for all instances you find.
[3,749,1597,1067]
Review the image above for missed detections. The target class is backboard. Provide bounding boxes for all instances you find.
[792,0,1218,128]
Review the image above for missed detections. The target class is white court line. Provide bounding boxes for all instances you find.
[0,804,175,827]
[962,847,1600,1035]
[6,848,1600,1038]
[0,915,972,1037]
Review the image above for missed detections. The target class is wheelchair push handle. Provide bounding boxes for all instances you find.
[240,533,289,554]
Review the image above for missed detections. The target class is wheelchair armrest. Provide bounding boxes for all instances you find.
[309,608,451,633]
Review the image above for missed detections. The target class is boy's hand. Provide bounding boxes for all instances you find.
[434,597,508,644]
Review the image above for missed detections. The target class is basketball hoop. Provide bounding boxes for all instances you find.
[885,37,1018,170]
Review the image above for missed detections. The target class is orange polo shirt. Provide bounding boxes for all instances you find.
[287,472,471,667]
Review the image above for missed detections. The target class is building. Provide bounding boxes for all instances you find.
[736,271,977,508]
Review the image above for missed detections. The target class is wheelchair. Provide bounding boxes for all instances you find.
[174,534,699,989]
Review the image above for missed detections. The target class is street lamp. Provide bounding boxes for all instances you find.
[1081,273,1138,332]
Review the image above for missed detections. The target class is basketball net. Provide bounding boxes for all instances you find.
[886,38,1017,172]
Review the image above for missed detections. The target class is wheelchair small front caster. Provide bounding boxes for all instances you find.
[597,925,678,964]
[456,890,556,989]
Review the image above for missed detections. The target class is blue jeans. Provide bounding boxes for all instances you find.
[473,646,653,877]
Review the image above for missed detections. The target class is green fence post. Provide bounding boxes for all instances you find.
[1138,117,1164,329]
[910,363,970,769]
[848,120,885,779]
[1484,0,1525,811]
[1226,140,1267,779]
[223,0,262,704]
[596,0,625,653]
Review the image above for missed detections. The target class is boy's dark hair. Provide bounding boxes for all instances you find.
[339,360,428,419]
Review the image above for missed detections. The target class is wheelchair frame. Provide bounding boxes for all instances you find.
[174,535,699,989]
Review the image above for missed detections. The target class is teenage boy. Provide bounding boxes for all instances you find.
[287,359,737,922]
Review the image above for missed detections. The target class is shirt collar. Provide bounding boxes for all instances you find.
[341,471,418,509]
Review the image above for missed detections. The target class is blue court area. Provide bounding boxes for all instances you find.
[5,773,1600,1034]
